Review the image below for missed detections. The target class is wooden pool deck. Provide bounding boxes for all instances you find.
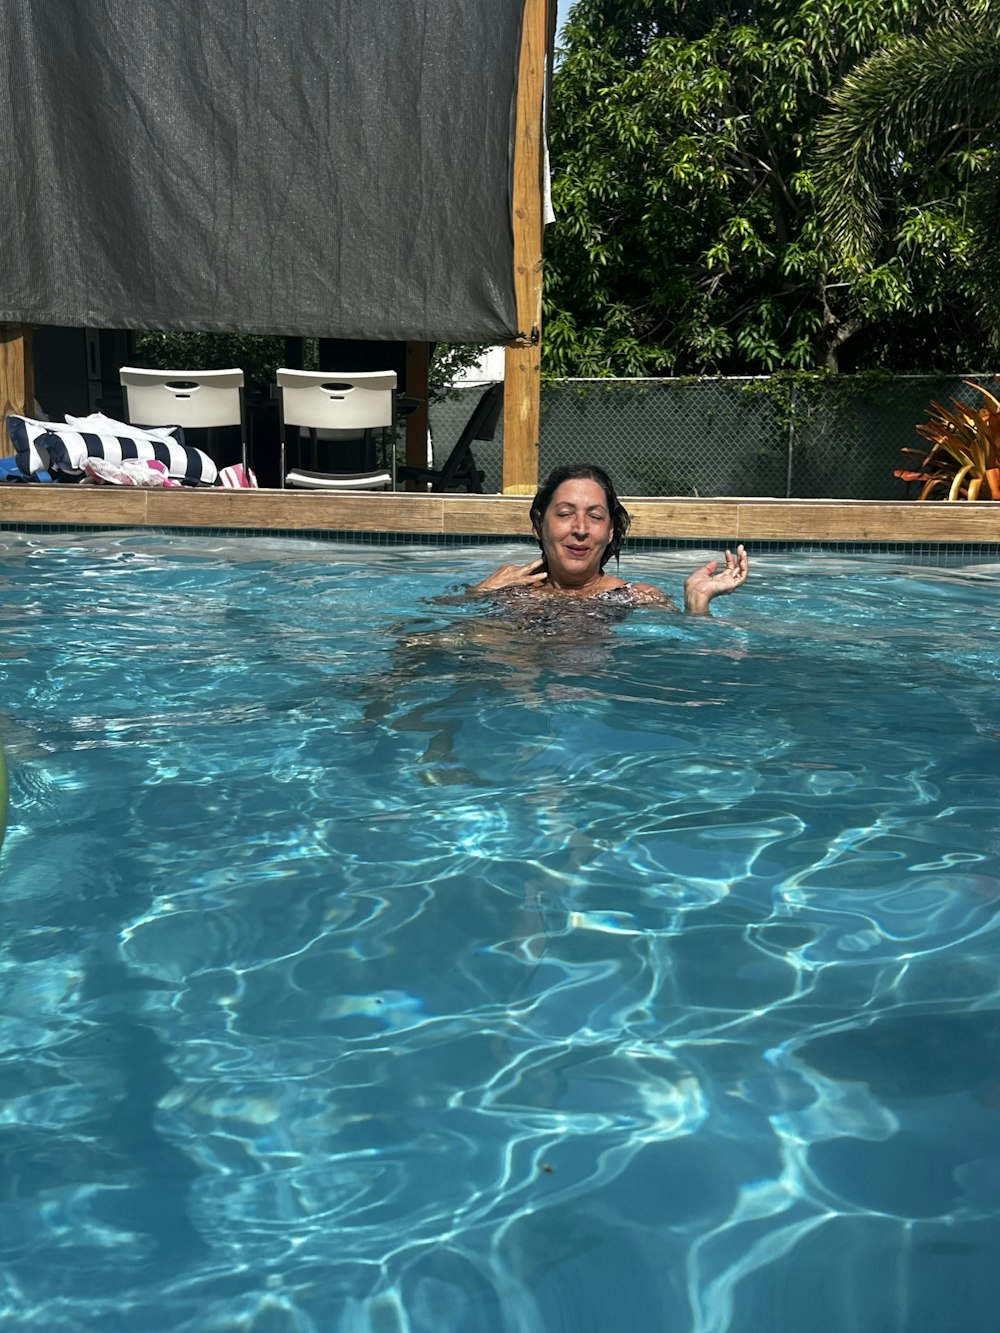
[1,487,998,546]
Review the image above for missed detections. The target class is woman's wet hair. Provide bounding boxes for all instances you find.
[530,464,631,568]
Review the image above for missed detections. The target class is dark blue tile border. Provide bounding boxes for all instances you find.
[1,523,999,565]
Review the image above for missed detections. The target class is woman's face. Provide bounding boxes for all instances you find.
[535,477,614,582]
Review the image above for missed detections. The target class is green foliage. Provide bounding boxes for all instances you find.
[132,331,288,390]
[739,365,890,427]
[131,332,488,401]
[897,381,1000,499]
[813,4,1000,348]
[546,0,990,377]
[428,344,493,402]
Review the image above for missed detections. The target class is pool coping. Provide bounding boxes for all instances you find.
[0,487,999,546]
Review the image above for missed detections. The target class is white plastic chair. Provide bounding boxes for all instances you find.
[119,367,247,470]
[276,368,398,490]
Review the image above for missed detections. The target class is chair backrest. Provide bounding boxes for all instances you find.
[276,369,397,431]
[120,367,245,429]
[463,381,504,443]
[433,381,504,489]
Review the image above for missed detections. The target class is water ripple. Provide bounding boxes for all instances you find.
[3,536,1000,1331]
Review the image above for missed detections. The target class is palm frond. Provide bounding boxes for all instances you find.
[968,163,1000,341]
[814,20,1000,267]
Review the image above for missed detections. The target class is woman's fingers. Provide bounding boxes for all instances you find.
[476,559,549,590]
[722,545,748,584]
[511,558,547,584]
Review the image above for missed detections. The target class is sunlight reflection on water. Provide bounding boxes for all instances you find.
[1,533,1000,1332]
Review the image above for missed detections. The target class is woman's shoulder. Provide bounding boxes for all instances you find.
[590,578,676,609]
[623,581,678,609]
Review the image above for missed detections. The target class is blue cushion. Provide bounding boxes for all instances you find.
[0,454,50,482]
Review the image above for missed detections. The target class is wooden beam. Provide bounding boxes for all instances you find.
[503,0,549,496]
[404,341,430,489]
[0,324,33,450]
[4,489,1000,546]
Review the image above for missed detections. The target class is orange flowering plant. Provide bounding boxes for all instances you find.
[896,381,1000,501]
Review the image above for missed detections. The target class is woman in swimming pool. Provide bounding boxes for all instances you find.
[470,464,749,615]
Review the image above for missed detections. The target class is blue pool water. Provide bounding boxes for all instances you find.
[2,531,1000,1332]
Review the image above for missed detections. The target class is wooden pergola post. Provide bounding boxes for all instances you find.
[404,340,430,488]
[503,0,551,496]
[0,324,33,449]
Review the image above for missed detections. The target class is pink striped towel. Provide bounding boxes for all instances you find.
[219,464,259,488]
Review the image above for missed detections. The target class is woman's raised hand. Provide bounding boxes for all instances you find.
[683,544,749,615]
[470,558,549,593]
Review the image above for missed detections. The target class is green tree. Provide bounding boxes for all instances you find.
[132,330,286,389]
[545,0,990,376]
[814,5,1000,346]
[131,333,486,401]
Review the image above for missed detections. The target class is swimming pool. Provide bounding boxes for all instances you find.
[2,531,999,1332]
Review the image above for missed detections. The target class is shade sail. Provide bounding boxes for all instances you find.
[0,0,524,341]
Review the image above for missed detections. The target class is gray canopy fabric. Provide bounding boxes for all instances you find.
[0,0,524,341]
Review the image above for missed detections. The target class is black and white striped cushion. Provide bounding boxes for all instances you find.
[7,415,218,485]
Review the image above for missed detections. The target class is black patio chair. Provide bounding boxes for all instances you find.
[397,381,503,493]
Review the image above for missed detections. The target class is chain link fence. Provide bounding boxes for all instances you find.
[428,374,997,498]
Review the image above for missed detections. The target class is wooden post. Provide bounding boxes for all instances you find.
[404,340,430,489]
[0,324,33,450]
[503,0,550,496]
